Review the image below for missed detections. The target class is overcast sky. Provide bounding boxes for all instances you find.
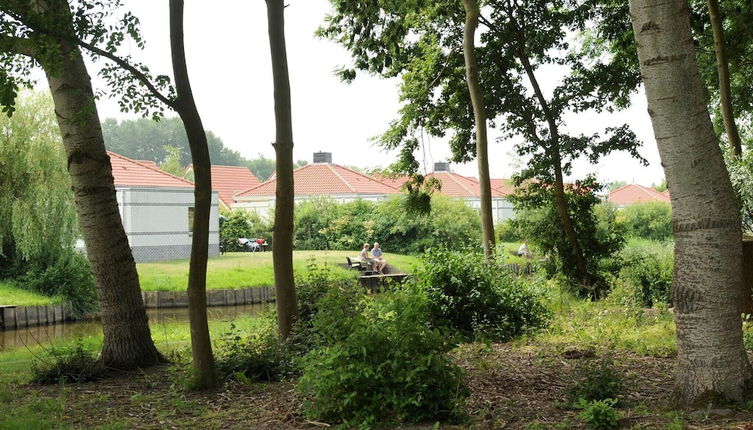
[87,0,665,186]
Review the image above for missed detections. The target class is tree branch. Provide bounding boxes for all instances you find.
[0,35,35,57]
[76,39,176,110]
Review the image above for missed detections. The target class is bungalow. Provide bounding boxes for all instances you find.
[108,151,220,262]
[380,162,516,223]
[209,165,260,210]
[608,183,670,208]
[233,152,400,217]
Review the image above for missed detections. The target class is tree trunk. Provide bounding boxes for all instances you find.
[707,0,743,156]
[169,0,217,389]
[266,0,298,339]
[630,0,753,407]
[514,29,590,285]
[42,39,162,370]
[462,0,496,260]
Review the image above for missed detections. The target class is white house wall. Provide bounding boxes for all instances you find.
[235,193,516,223]
[119,187,220,262]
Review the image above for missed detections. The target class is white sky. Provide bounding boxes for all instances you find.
[84,0,665,186]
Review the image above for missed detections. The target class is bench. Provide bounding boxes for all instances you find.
[346,256,372,272]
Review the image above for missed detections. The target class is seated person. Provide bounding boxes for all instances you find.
[517,242,529,258]
[359,243,375,270]
[371,242,387,273]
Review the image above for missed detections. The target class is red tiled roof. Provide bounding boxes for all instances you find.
[235,163,400,198]
[428,172,508,198]
[491,178,515,195]
[608,184,670,206]
[108,151,194,189]
[210,165,260,208]
[135,160,159,170]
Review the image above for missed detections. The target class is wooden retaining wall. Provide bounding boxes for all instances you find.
[0,303,70,331]
[141,286,275,309]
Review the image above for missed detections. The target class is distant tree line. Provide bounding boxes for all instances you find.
[102,117,307,181]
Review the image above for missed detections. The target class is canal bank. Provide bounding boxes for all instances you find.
[0,285,276,331]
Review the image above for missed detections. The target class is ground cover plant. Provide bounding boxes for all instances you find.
[0,280,64,307]
[136,250,419,291]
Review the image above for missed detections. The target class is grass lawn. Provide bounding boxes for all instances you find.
[137,250,420,292]
[0,281,63,307]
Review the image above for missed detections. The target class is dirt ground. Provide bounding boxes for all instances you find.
[12,344,753,429]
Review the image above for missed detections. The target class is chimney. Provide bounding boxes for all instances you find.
[433,161,450,172]
[313,152,332,164]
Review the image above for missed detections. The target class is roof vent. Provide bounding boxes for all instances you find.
[313,152,332,164]
[433,162,450,172]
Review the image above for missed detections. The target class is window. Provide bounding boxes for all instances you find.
[188,207,195,234]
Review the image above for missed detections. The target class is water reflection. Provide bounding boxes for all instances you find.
[0,303,269,352]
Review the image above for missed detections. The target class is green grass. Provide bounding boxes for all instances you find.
[137,251,420,292]
[532,282,677,357]
[0,281,63,307]
[497,242,528,265]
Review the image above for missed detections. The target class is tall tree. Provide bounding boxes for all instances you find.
[461,0,495,259]
[266,0,298,339]
[0,0,163,369]
[630,0,753,407]
[168,0,217,389]
[320,0,642,286]
[705,0,742,155]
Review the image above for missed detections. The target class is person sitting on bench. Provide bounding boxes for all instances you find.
[359,243,376,271]
[371,242,387,274]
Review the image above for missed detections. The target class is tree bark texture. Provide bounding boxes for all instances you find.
[266,0,298,339]
[169,0,217,389]
[513,26,590,286]
[630,0,752,407]
[42,35,161,369]
[706,0,743,156]
[462,0,496,260]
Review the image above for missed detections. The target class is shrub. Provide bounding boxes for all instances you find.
[509,177,626,298]
[495,219,522,242]
[411,248,548,341]
[219,210,271,252]
[566,356,623,406]
[297,288,467,428]
[617,241,673,307]
[293,195,481,254]
[14,249,97,317]
[616,201,672,241]
[31,339,104,384]
[214,314,295,382]
[576,399,619,430]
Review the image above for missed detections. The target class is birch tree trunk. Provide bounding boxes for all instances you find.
[462,0,496,260]
[169,0,217,389]
[630,0,752,407]
[42,38,162,370]
[706,0,743,156]
[266,0,298,339]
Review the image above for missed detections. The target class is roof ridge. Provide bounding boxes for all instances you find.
[107,151,195,187]
[444,172,474,196]
[332,163,400,191]
[328,164,357,193]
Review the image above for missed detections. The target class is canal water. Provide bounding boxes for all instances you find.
[0,303,270,352]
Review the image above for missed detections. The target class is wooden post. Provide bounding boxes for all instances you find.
[742,236,753,315]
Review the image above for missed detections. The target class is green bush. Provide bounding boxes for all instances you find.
[297,288,467,428]
[495,219,522,242]
[214,315,295,382]
[31,339,104,384]
[566,356,623,406]
[411,248,548,341]
[576,398,619,430]
[293,195,481,254]
[219,210,271,252]
[11,249,97,317]
[616,201,672,241]
[510,177,626,298]
[617,242,673,307]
